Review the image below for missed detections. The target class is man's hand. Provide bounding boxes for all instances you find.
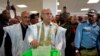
[75,52,80,56]
[71,42,74,47]
[98,50,100,56]
[75,50,80,56]
[31,39,39,48]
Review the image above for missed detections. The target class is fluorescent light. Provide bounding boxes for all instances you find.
[30,11,38,13]
[57,2,60,6]
[57,10,61,12]
[81,8,89,11]
[16,5,27,8]
[87,0,99,3]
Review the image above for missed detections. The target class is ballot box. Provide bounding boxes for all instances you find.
[21,46,61,56]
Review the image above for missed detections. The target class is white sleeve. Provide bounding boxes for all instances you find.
[55,27,66,50]
[27,26,34,43]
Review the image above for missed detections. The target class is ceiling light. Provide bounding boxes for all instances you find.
[57,10,61,12]
[57,2,60,6]
[81,8,89,11]
[87,0,99,3]
[16,5,27,8]
[30,11,38,13]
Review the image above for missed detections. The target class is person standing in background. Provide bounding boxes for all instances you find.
[0,9,10,56]
[30,13,39,24]
[74,9,99,56]
[59,6,70,25]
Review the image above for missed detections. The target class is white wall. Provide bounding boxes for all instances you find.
[70,12,87,16]
[43,0,57,16]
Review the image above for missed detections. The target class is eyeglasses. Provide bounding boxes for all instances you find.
[43,13,52,15]
[23,16,30,19]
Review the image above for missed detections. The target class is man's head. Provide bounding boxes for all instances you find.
[9,18,19,25]
[41,9,52,24]
[63,6,67,12]
[1,10,10,21]
[30,14,38,24]
[55,15,60,21]
[71,15,78,24]
[87,9,98,24]
[87,9,97,17]
[21,11,30,26]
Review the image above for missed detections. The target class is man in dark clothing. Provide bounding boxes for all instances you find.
[59,6,70,25]
[0,10,10,56]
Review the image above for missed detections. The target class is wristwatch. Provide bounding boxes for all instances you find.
[75,50,79,53]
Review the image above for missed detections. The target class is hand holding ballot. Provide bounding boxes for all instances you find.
[31,39,39,48]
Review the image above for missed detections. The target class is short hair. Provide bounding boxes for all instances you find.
[21,11,29,17]
[63,6,66,9]
[2,9,10,15]
[36,13,39,17]
[30,14,37,19]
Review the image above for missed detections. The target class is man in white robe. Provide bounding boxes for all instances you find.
[3,11,31,56]
[27,9,66,56]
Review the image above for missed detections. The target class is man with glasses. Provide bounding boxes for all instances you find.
[27,8,66,56]
[4,11,31,56]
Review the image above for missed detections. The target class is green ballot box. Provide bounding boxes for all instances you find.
[50,49,61,56]
[21,49,32,56]
[21,46,61,56]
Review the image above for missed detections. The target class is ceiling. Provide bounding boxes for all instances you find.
[0,0,43,15]
[58,0,100,13]
[0,0,100,15]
